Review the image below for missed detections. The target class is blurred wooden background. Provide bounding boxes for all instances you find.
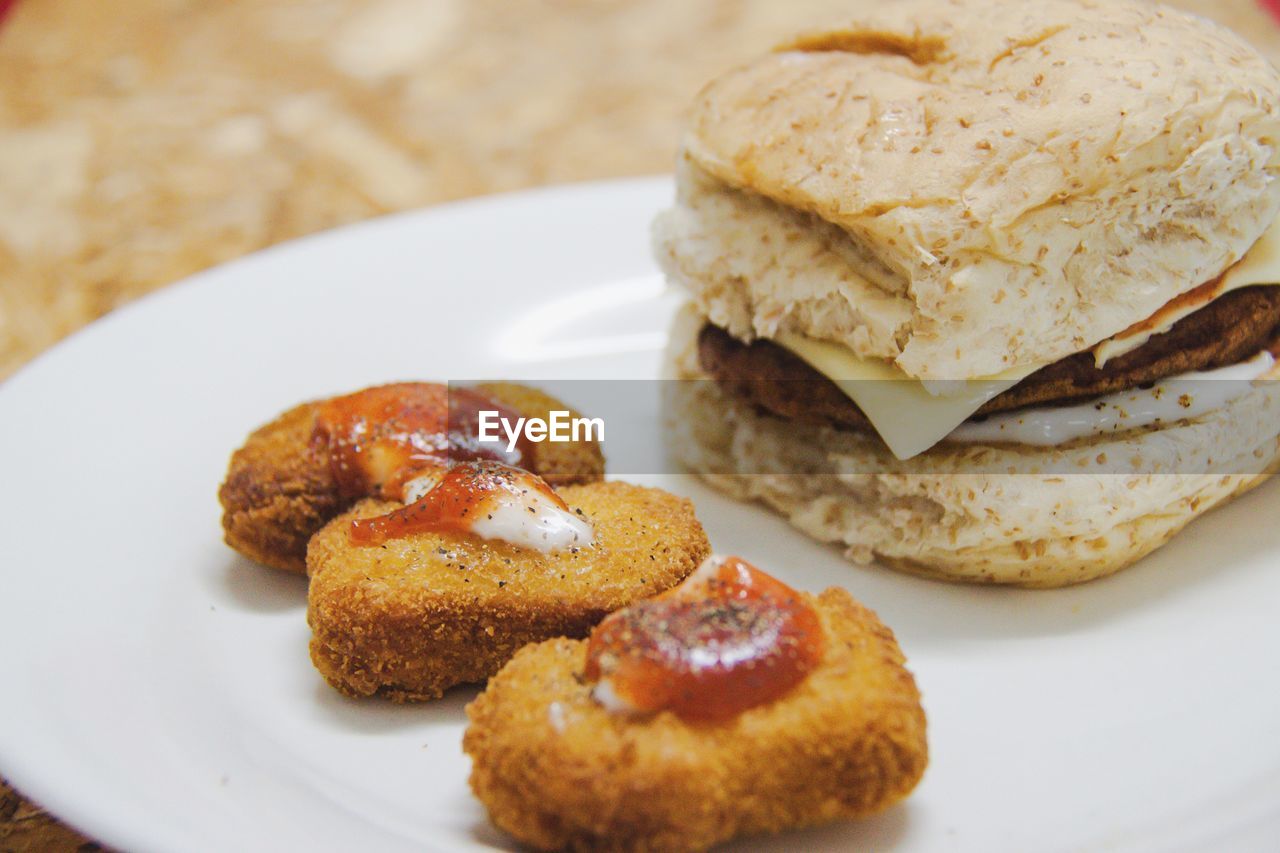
[1,0,1277,848]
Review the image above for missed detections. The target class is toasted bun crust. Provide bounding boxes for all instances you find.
[654,0,1280,379]
[665,306,1280,587]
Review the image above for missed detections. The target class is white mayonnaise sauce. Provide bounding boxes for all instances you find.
[400,463,593,552]
[948,351,1275,447]
[401,469,445,503]
[469,484,594,552]
[547,701,568,734]
[591,677,640,716]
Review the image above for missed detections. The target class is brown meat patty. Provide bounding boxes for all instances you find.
[699,285,1280,435]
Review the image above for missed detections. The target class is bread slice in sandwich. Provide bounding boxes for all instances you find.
[655,0,1280,586]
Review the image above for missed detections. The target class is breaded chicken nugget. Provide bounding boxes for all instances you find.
[220,382,604,572]
[464,558,927,852]
[307,478,710,701]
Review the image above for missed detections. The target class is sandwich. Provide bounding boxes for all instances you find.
[655,0,1280,586]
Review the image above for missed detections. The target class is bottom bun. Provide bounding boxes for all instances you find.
[665,306,1280,588]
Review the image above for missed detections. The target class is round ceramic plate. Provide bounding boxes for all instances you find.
[0,178,1277,852]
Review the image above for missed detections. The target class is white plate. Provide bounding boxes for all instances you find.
[1,178,1278,853]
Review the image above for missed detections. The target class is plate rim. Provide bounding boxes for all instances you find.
[0,172,1277,852]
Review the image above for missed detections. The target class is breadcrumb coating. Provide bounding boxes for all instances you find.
[219,382,605,572]
[464,587,927,851]
[307,481,710,701]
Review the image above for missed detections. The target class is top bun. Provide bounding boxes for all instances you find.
[654,0,1280,379]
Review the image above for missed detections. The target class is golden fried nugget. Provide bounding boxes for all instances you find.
[464,588,927,852]
[219,382,605,572]
[307,481,710,701]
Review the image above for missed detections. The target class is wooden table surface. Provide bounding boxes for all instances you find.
[2,0,1278,848]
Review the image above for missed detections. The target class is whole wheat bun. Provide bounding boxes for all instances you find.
[665,306,1280,587]
[653,0,1280,380]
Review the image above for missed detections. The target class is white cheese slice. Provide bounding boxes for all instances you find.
[1094,215,1280,365]
[772,216,1280,461]
[775,333,1043,460]
[949,351,1276,447]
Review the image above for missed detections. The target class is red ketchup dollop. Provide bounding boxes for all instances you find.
[312,383,533,500]
[584,556,824,722]
[348,460,566,546]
